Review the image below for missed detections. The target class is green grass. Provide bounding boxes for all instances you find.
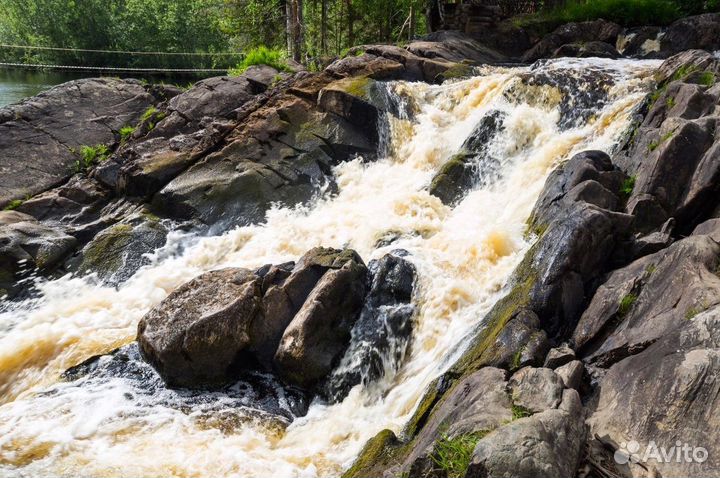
[141,106,159,122]
[666,96,676,109]
[618,292,638,317]
[515,0,683,28]
[699,71,717,87]
[620,176,636,197]
[510,349,523,371]
[511,404,533,420]
[673,64,699,82]
[3,199,24,211]
[75,144,110,173]
[432,431,489,478]
[119,125,135,143]
[228,46,290,76]
[645,263,657,275]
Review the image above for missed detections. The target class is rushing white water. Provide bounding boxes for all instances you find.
[0,58,659,477]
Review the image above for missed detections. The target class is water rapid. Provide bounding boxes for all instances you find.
[0,58,659,477]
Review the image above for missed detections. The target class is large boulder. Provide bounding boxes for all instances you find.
[466,389,586,478]
[323,251,416,402]
[274,249,368,388]
[137,268,263,388]
[508,367,564,414]
[572,235,720,367]
[402,368,514,477]
[587,305,720,477]
[136,247,369,390]
[660,13,720,57]
[0,78,163,208]
[69,213,168,285]
[151,93,373,226]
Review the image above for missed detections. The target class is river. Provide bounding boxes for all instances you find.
[0,58,659,477]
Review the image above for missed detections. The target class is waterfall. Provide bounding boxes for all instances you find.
[0,58,659,477]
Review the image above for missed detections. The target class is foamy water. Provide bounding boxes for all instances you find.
[0,58,659,477]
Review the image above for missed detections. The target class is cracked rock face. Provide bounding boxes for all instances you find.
[0,78,163,207]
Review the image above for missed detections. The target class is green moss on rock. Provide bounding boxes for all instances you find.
[342,429,401,478]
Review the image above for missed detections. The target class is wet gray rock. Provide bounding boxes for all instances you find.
[552,41,619,59]
[0,78,161,208]
[522,20,622,63]
[544,345,576,369]
[475,308,550,372]
[137,268,263,388]
[324,251,416,402]
[0,211,77,296]
[63,343,310,425]
[587,304,720,477]
[572,235,720,367]
[529,150,625,233]
[508,367,564,413]
[466,389,586,478]
[429,111,505,205]
[274,249,368,389]
[69,213,168,285]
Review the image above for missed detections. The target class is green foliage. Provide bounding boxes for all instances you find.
[3,199,24,211]
[520,0,685,27]
[511,349,523,371]
[75,144,110,173]
[685,306,700,320]
[699,71,717,87]
[666,96,676,108]
[673,64,699,81]
[142,107,159,122]
[229,46,289,75]
[618,292,638,317]
[511,404,533,420]
[620,176,636,197]
[432,432,488,478]
[120,126,135,143]
[0,0,235,69]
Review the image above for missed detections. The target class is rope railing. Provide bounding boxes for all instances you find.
[0,43,243,57]
[0,62,228,73]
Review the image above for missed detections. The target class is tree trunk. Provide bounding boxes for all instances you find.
[286,0,293,58]
[295,0,304,62]
[321,0,328,54]
[345,0,354,47]
[409,2,416,41]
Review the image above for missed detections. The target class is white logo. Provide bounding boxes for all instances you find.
[614,440,708,465]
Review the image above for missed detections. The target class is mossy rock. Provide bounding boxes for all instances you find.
[74,216,167,284]
[428,153,474,205]
[342,429,402,478]
[437,63,475,82]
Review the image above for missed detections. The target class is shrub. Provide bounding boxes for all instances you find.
[699,71,717,87]
[229,46,290,75]
[533,0,684,27]
[511,404,533,420]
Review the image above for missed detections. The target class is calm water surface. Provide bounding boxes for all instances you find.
[0,69,90,107]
